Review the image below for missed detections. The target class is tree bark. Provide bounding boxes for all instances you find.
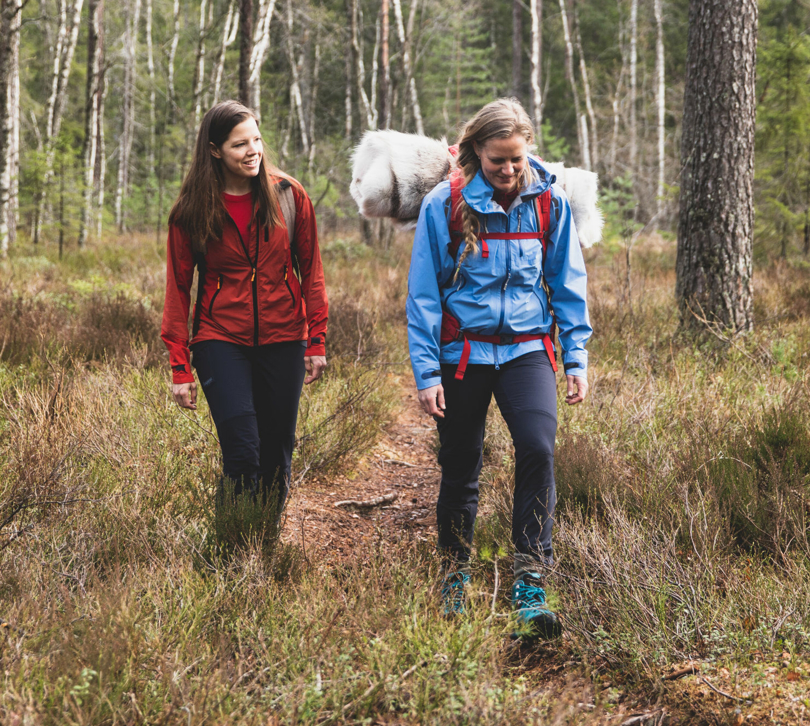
[145,0,155,170]
[379,0,390,129]
[249,0,277,119]
[214,0,238,105]
[115,0,142,232]
[529,0,542,144]
[392,0,423,134]
[629,0,638,177]
[192,0,210,128]
[676,0,757,333]
[238,0,253,105]
[78,0,103,248]
[285,0,308,155]
[0,0,22,256]
[573,0,597,168]
[344,13,353,140]
[349,0,374,130]
[558,0,588,169]
[654,0,665,216]
[167,0,180,118]
[512,0,521,99]
[610,17,626,178]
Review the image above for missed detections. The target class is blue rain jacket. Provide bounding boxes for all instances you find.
[406,157,591,391]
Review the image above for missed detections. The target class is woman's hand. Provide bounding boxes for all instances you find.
[172,382,198,410]
[565,375,588,405]
[417,384,446,418]
[304,355,327,384]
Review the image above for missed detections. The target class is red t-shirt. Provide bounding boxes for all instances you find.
[493,188,520,212]
[223,192,253,242]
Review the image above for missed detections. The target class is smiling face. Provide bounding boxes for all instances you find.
[473,133,528,193]
[210,117,263,192]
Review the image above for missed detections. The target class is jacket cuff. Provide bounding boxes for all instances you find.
[305,336,326,357]
[415,368,443,391]
[171,364,195,385]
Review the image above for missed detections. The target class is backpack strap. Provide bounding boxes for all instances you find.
[447,168,465,259]
[535,188,552,259]
[191,250,207,338]
[277,178,298,276]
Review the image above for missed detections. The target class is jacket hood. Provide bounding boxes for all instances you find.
[460,155,556,215]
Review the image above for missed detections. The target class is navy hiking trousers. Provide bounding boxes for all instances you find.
[192,339,306,511]
[436,349,557,564]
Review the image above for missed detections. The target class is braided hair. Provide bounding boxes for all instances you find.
[453,98,535,281]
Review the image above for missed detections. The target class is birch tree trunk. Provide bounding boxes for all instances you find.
[285,0,308,155]
[676,0,757,333]
[558,0,588,169]
[392,0,423,134]
[573,0,597,168]
[145,0,155,170]
[629,0,638,177]
[529,0,542,144]
[654,0,665,215]
[115,0,142,232]
[238,0,253,105]
[344,20,352,139]
[249,0,276,119]
[0,0,22,256]
[192,0,209,128]
[78,0,103,248]
[167,0,180,118]
[512,0,522,99]
[213,0,238,105]
[350,0,374,130]
[308,32,320,170]
[96,59,107,239]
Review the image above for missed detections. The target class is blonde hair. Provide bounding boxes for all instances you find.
[453,98,535,279]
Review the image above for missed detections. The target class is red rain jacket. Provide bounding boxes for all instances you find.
[161,177,328,385]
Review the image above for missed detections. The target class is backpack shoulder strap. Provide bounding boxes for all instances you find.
[192,250,207,338]
[535,188,552,259]
[447,168,465,259]
[277,178,299,276]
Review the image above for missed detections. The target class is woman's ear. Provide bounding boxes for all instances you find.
[209,142,221,159]
[472,141,481,159]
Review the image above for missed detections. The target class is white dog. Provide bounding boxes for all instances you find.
[350,130,604,248]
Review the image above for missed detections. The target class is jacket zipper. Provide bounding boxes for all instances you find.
[223,210,260,346]
[284,263,296,308]
[208,275,223,318]
[496,215,511,334]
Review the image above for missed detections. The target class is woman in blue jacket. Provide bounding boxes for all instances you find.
[407,98,591,638]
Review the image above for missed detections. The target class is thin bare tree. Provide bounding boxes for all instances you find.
[213,0,239,105]
[529,0,543,143]
[285,0,309,154]
[379,0,390,129]
[654,0,665,215]
[167,0,180,118]
[349,0,374,130]
[192,0,211,128]
[238,0,253,104]
[249,0,277,118]
[0,0,22,256]
[78,0,104,247]
[512,0,522,99]
[573,0,597,168]
[629,0,638,177]
[558,0,588,169]
[392,0,423,134]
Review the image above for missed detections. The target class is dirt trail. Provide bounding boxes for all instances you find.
[283,379,440,562]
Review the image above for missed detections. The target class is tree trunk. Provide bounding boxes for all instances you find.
[379,0,390,129]
[213,0,238,105]
[78,0,103,248]
[529,0,542,144]
[676,0,757,333]
[249,0,276,119]
[344,16,353,140]
[96,58,107,239]
[349,0,374,130]
[145,0,155,169]
[192,0,209,128]
[238,0,253,105]
[115,0,142,232]
[285,0,308,155]
[392,0,423,134]
[167,0,180,118]
[629,0,638,178]
[654,0,665,216]
[573,0,597,168]
[610,18,626,178]
[308,30,320,170]
[512,0,521,99]
[558,0,587,169]
[0,0,22,256]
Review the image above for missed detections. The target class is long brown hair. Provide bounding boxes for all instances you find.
[169,100,284,255]
[453,98,535,278]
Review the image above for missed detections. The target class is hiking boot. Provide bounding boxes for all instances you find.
[440,570,470,616]
[511,572,562,640]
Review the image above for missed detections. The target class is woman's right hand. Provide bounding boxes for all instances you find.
[417,384,445,418]
[172,382,198,410]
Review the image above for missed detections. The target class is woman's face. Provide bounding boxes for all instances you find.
[210,117,263,185]
[473,133,528,193]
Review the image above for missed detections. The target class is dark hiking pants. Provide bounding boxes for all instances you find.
[435,350,557,565]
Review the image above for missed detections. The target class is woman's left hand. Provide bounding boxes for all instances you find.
[565,375,588,405]
[304,355,327,384]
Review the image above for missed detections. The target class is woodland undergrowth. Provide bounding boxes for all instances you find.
[0,232,808,724]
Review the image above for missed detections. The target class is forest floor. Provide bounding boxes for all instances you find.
[284,377,809,726]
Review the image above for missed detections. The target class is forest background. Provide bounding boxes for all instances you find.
[0,0,809,256]
[0,0,809,724]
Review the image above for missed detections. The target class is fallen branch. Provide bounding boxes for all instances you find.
[662,663,700,680]
[334,493,397,509]
[621,711,665,726]
[699,676,752,704]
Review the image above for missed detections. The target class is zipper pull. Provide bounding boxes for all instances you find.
[251,268,256,282]
[284,263,288,281]
[217,275,222,289]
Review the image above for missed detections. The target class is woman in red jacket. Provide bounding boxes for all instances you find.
[161,100,328,517]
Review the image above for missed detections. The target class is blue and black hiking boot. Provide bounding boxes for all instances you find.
[440,570,470,616]
[511,572,562,640]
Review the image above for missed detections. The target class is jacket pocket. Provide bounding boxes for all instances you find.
[208,275,223,318]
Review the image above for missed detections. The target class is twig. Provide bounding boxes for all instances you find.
[382,458,419,468]
[334,658,427,720]
[699,676,752,704]
[491,557,500,616]
[621,711,665,726]
[334,493,397,509]
[662,663,700,680]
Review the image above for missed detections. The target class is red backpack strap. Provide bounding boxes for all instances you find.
[535,189,552,258]
[448,168,465,259]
